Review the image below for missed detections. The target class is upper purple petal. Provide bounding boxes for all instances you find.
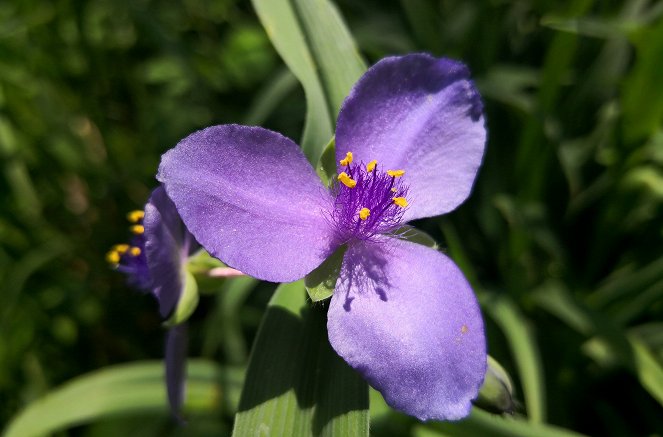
[327,237,486,421]
[335,54,486,221]
[157,125,336,282]
[144,186,198,318]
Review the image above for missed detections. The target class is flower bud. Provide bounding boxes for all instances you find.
[475,355,517,415]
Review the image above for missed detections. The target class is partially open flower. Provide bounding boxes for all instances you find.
[108,186,200,419]
[107,187,201,317]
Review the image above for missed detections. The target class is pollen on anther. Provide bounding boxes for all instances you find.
[366,160,377,173]
[393,197,408,208]
[338,172,357,188]
[130,224,145,235]
[339,151,353,166]
[387,169,405,177]
[113,244,130,254]
[129,247,142,256]
[127,210,145,223]
[106,250,120,264]
[359,207,371,220]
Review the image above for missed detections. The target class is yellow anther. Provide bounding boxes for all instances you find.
[359,207,371,221]
[130,224,145,235]
[106,250,120,264]
[339,151,353,166]
[129,247,142,256]
[366,160,377,173]
[127,210,145,223]
[393,197,408,208]
[113,244,130,254]
[390,188,397,192]
[387,169,405,177]
[337,172,357,188]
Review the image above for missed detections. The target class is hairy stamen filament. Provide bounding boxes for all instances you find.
[330,153,409,242]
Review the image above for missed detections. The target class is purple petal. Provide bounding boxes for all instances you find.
[144,186,198,318]
[165,323,188,422]
[327,237,486,421]
[158,125,336,282]
[335,54,486,221]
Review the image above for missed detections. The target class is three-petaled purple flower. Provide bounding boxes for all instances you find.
[158,53,487,421]
[107,186,200,419]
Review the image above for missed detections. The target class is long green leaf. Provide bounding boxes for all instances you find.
[2,360,222,437]
[251,0,366,163]
[251,0,332,162]
[622,16,663,142]
[415,407,588,437]
[243,68,298,126]
[485,294,547,423]
[290,0,366,114]
[532,282,663,406]
[587,255,663,308]
[626,335,663,405]
[202,276,259,366]
[582,333,663,406]
[232,281,369,436]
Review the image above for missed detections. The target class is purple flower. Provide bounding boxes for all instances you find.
[107,186,200,419]
[157,54,487,421]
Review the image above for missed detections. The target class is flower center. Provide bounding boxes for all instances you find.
[106,210,151,289]
[330,151,409,243]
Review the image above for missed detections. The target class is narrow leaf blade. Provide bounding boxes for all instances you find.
[485,294,547,423]
[3,360,221,437]
[290,0,367,114]
[416,407,589,437]
[232,281,369,437]
[251,0,333,162]
[251,0,367,163]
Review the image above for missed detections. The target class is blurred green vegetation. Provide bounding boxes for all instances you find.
[1,0,662,436]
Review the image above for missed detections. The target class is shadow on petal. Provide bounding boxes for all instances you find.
[336,241,392,311]
[328,238,486,421]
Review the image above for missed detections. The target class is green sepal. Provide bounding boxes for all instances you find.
[475,355,517,415]
[186,249,239,294]
[395,225,439,249]
[305,244,347,302]
[163,269,199,327]
[185,249,225,274]
[315,136,337,185]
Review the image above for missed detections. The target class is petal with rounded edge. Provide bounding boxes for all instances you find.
[144,186,198,318]
[158,125,336,282]
[335,54,486,221]
[327,237,486,421]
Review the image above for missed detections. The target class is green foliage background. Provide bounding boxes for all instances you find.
[1,0,662,435]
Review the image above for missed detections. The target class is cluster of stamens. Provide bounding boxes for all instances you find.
[106,209,150,289]
[331,151,409,242]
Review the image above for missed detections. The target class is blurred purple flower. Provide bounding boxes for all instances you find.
[158,54,487,421]
[107,186,200,420]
